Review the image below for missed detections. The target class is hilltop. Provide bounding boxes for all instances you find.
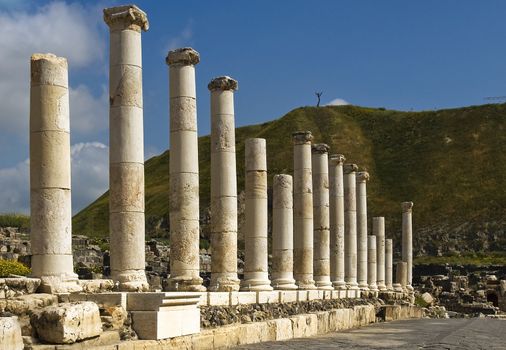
[72,103,506,256]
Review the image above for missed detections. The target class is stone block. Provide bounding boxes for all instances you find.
[127,292,201,311]
[316,311,329,334]
[297,290,308,302]
[236,321,275,345]
[323,290,333,300]
[307,290,320,300]
[270,318,293,341]
[30,302,102,344]
[213,325,240,348]
[207,292,230,306]
[230,291,256,305]
[131,306,199,340]
[257,291,279,304]
[192,330,214,350]
[279,290,298,303]
[78,279,114,294]
[291,314,317,338]
[0,316,23,350]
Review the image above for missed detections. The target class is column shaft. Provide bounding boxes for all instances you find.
[356,171,369,290]
[166,48,204,291]
[312,144,332,290]
[242,138,272,291]
[367,235,378,292]
[374,217,387,291]
[385,239,393,291]
[344,164,358,290]
[292,131,316,289]
[272,175,297,290]
[104,5,149,291]
[30,53,81,293]
[209,76,240,291]
[329,154,346,290]
[402,201,414,289]
[395,261,408,292]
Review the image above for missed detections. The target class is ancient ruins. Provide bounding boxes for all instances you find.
[6,3,496,350]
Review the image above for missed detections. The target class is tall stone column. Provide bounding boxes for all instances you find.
[312,144,332,290]
[166,48,204,291]
[402,201,414,290]
[242,138,272,291]
[293,131,316,290]
[385,239,393,291]
[344,164,359,290]
[209,76,240,291]
[104,5,149,291]
[272,175,297,290]
[329,154,346,290]
[374,217,387,291]
[394,261,408,292]
[356,171,369,291]
[30,54,81,293]
[367,235,378,292]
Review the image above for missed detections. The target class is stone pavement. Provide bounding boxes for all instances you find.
[235,318,506,349]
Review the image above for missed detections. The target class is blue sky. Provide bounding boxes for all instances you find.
[0,0,505,213]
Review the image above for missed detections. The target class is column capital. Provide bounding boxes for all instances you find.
[208,76,238,91]
[402,201,413,212]
[356,171,370,182]
[103,5,149,32]
[343,163,358,174]
[166,47,200,66]
[311,143,329,154]
[292,131,313,144]
[329,154,345,165]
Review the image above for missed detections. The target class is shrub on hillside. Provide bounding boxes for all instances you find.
[0,214,30,229]
[0,260,31,277]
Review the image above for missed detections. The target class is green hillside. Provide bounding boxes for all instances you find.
[72,104,506,256]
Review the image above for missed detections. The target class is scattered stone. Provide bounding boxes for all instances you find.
[0,316,23,350]
[421,292,434,306]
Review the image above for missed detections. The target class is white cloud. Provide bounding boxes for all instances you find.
[325,98,350,106]
[166,19,194,52]
[0,142,109,215]
[69,85,108,135]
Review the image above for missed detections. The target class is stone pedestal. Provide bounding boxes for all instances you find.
[272,175,297,290]
[356,171,369,291]
[312,144,332,290]
[402,201,414,291]
[165,48,205,292]
[292,131,316,290]
[242,138,272,291]
[367,235,378,292]
[104,5,149,291]
[394,261,408,292]
[374,217,387,291]
[385,239,394,291]
[29,53,81,293]
[344,164,358,290]
[329,154,346,290]
[209,76,240,291]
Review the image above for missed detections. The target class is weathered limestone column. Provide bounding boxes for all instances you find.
[104,5,149,291]
[394,261,408,292]
[402,201,414,290]
[241,138,272,291]
[166,48,204,291]
[312,144,332,290]
[329,154,346,290]
[293,131,316,290]
[356,171,369,291]
[385,239,394,291]
[344,164,359,290]
[272,175,297,290]
[374,217,387,291]
[30,54,81,293]
[209,76,240,291]
[367,235,378,292]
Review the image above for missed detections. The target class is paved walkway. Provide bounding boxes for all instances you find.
[235,318,506,349]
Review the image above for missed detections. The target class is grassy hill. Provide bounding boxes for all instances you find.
[72,103,506,256]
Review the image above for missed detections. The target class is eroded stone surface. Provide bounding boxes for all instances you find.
[0,316,23,350]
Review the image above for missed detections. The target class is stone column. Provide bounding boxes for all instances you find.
[104,5,149,292]
[394,261,408,292]
[374,217,387,291]
[30,54,81,293]
[292,131,316,290]
[367,235,378,292]
[329,154,346,290]
[344,164,359,290]
[356,171,369,291]
[312,144,332,290]
[209,76,240,291]
[385,239,393,291]
[272,175,297,290]
[166,48,204,291]
[402,201,414,290]
[241,138,272,291]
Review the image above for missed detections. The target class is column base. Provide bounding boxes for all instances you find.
[346,281,359,290]
[392,283,404,293]
[368,283,379,293]
[358,281,369,291]
[377,283,387,291]
[406,284,414,292]
[209,275,240,292]
[315,279,333,290]
[38,274,82,294]
[166,276,206,292]
[271,278,298,290]
[112,270,149,292]
[295,278,317,290]
[332,280,347,290]
[240,278,273,291]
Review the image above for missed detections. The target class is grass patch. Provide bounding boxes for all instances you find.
[0,260,31,277]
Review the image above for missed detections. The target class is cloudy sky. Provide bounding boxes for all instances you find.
[0,0,505,214]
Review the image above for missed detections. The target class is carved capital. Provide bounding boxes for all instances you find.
[208,76,238,91]
[292,131,313,145]
[343,163,358,174]
[329,154,346,166]
[166,47,200,66]
[402,201,413,212]
[311,143,330,154]
[103,5,149,32]
[356,171,370,182]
